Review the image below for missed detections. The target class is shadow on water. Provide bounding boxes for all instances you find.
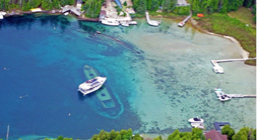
[0,14,70,32]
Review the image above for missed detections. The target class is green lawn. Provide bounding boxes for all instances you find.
[228,7,256,27]
[194,13,256,65]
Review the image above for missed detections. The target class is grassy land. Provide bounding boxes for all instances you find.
[228,7,256,27]
[194,13,256,65]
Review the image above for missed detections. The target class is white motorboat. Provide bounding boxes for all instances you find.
[129,21,137,25]
[188,117,204,123]
[120,21,129,27]
[78,77,107,95]
[191,122,205,129]
[213,65,224,74]
[178,21,185,27]
[214,88,231,101]
[101,20,120,26]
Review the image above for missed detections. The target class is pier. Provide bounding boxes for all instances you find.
[214,122,230,133]
[211,58,256,74]
[6,125,9,140]
[214,88,256,102]
[145,11,160,26]
[178,13,191,27]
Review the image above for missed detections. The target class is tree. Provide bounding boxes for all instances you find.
[153,135,162,140]
[123,1,127,6]
[83,0,101,18]
[57,136,64,140]
[167,129,180,140]
[162,0,176,12]
[222,125,235,140]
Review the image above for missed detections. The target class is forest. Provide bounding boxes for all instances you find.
[132,0,256,16]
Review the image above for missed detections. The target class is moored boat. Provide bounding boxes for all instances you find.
[188,117,204,123]
[101,19,120,26]
[78,77,107,96]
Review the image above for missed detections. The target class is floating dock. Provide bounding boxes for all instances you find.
[178,13,191,27]
[211,58,256,74]
[214,122,230,133]
[145,11,160,26]
[214,88,256,102]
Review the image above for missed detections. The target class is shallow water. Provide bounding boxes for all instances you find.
[0,15,255,139]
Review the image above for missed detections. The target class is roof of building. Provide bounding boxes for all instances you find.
[205,130,227,140]
[100,10,106,16]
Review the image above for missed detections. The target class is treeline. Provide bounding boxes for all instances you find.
[132,0,256,16]
[222,125,256,140]
[82,0,103,18]
[189,0,256,14]
[0,0,74,11]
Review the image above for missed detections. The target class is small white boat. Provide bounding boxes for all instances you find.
[214,88,231,101]
[188,117,204,123]
[213,65,224,74]
[78,77,107,95]
[178,22,185,27]
[64,12,69,16]
[129,21,137,25]
[148,20,160,26]
[120,21,129,27]
[101,20,120,26]
[191,122,205,129]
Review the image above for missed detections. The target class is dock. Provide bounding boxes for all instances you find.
[214,88,256,102]
[227,94,256,98]
[214,122,230,133]
[62,5,81,16]
[211,58,256,74]
[145,11,160,26]
[178,13,191,27]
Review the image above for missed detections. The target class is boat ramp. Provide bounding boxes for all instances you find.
[145,11,160,26]
[211,58,256,74]
[178,13,191,27]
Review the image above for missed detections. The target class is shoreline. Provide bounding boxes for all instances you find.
[190,18,252,62]
[2,11,255,65]
[3,9,100,22]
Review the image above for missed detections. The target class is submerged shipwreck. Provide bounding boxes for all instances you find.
[80,65,124,118]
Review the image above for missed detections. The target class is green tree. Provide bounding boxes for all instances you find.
[132,0,146,14]
[167,129,180,140]
[162,0,176,12]
[57,135,64,140]
[83,0,101,18]
[153,135,162,140]
[132,134,143,140]
[222,125,235,140]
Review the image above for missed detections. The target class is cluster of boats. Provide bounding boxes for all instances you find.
[101,19,137,26]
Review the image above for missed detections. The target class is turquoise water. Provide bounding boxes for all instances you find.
[0,14,256,139]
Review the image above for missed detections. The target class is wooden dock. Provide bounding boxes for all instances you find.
[145,11,160,26]
[227,94,256,98]
[211,58,256,74]
[178,13,191,27]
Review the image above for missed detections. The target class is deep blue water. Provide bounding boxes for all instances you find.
[0,14,142,139]
[0,14,256,139]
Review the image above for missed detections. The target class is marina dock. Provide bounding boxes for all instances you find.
[178,13,191,27]
[211,58,256,74]
[214,88,256,102]
[145,11,160,26]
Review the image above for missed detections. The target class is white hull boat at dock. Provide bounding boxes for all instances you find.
[214,88,231,101]
[101,20,120,26]
[78,77,107,95]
